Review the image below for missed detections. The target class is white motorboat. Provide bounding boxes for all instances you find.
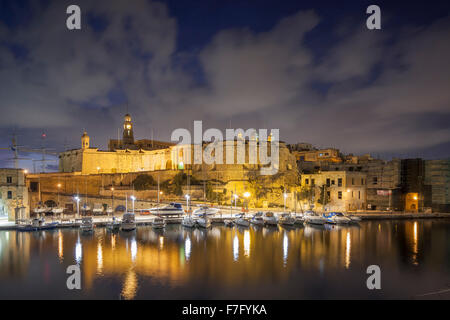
[106,217,120,231]
[106,207,114,215]
[51,207,65,215]
[197,214,211,228]
[263,212,278,226]
[303,211,327,225]
[347,215,362,222]
[34,205,50,214]
[294,215,305,225]
[324,212,352,224]
[250,213,265,226]
[278,213,295,226]
[182,216,196,228]
[235,213,250,227]
[152,217,166,229]
[193,206,220,217]
[121,213,136,231]
[80,217,94,232]
[149,202,184,216]
[92,203,104,215]
[224,219,234,227]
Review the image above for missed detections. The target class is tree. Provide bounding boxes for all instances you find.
[317,185,330,207]
[298,185,315,208]
[132,174,155,191]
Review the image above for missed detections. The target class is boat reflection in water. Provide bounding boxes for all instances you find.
[0,219,449,299]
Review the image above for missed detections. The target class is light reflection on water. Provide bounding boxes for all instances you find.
[0,219,450,299]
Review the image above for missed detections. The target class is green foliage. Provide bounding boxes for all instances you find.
[132,174,156,190]
[317,185,329,206]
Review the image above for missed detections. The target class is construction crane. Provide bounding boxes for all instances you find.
[0,133,59,172]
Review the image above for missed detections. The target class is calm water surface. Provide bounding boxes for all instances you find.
[1,219,450,299]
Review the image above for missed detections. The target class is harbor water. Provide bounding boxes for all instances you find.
[0,219,450,299]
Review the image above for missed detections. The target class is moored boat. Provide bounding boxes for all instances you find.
[197,214,211,228]
[152,217,166,229]
[80,217,94,232]
[263,211,278,226]
[250,212,264,226]
[324,212,352,224]
[235,213,250,227]
[279,213,295,226]
[121,213,136,231]
[182,216,196,228]
[303,211,326,225]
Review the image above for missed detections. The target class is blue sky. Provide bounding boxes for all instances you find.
[0,0,450,171]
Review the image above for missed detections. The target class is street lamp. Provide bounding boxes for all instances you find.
[233,194,238,209]
[74,196,80,218]
[243,192,251,213]
[111,187,114,217]
[284,192,288,212]
[131,195,136,214]
[185,194,190,212]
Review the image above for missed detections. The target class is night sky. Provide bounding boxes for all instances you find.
[1,0,450,171]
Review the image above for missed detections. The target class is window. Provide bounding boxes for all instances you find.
[331,180,335,185]
[305,179,309,185]
[338,178,342,187]
[338,191,342,199]
[361,178,364,185]
[327,191,330,199]
[373,177,378,185]
[358,191,361,199]
[352,178,355,185]
[6,176,12,184]
[311,179,315,186]
[326,178,330,187]
[7,191,12,199]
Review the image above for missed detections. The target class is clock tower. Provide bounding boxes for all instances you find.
[122,113,135,147]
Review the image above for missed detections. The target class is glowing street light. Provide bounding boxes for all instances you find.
[111,187,115,216]
[74,196,80,218]
[185,194,190,211]
[130,195,136,214]
[243,192,251,212]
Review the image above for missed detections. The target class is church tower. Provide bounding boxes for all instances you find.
[122,113,135,146]
[81,131,90,149]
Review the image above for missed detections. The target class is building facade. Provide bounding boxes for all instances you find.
[0,169,29,221]
[299,171,367,212]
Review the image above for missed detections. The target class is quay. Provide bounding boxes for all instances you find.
[1,211,449,231]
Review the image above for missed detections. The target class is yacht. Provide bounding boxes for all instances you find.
[347,214,362,222]
[303,211,327,225]
[250,212,264,226]
[106,217,120,231]
[294,214,305,225]
[80,217,94,232]
[278,213,295,226]
[92,203,104,215]
[182,216,196,228]
[235,213,250,227]
[324,212,352,224]
[263,212,278,226]
[121,213,136,231]
[224,219,234,227]
[196,214,211,228]
[51,207,65,215]
[193,206,220,217]
[152,217,166,229]
[149,203,184,216]
[17,218,58,231]
[34,205,50,215]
